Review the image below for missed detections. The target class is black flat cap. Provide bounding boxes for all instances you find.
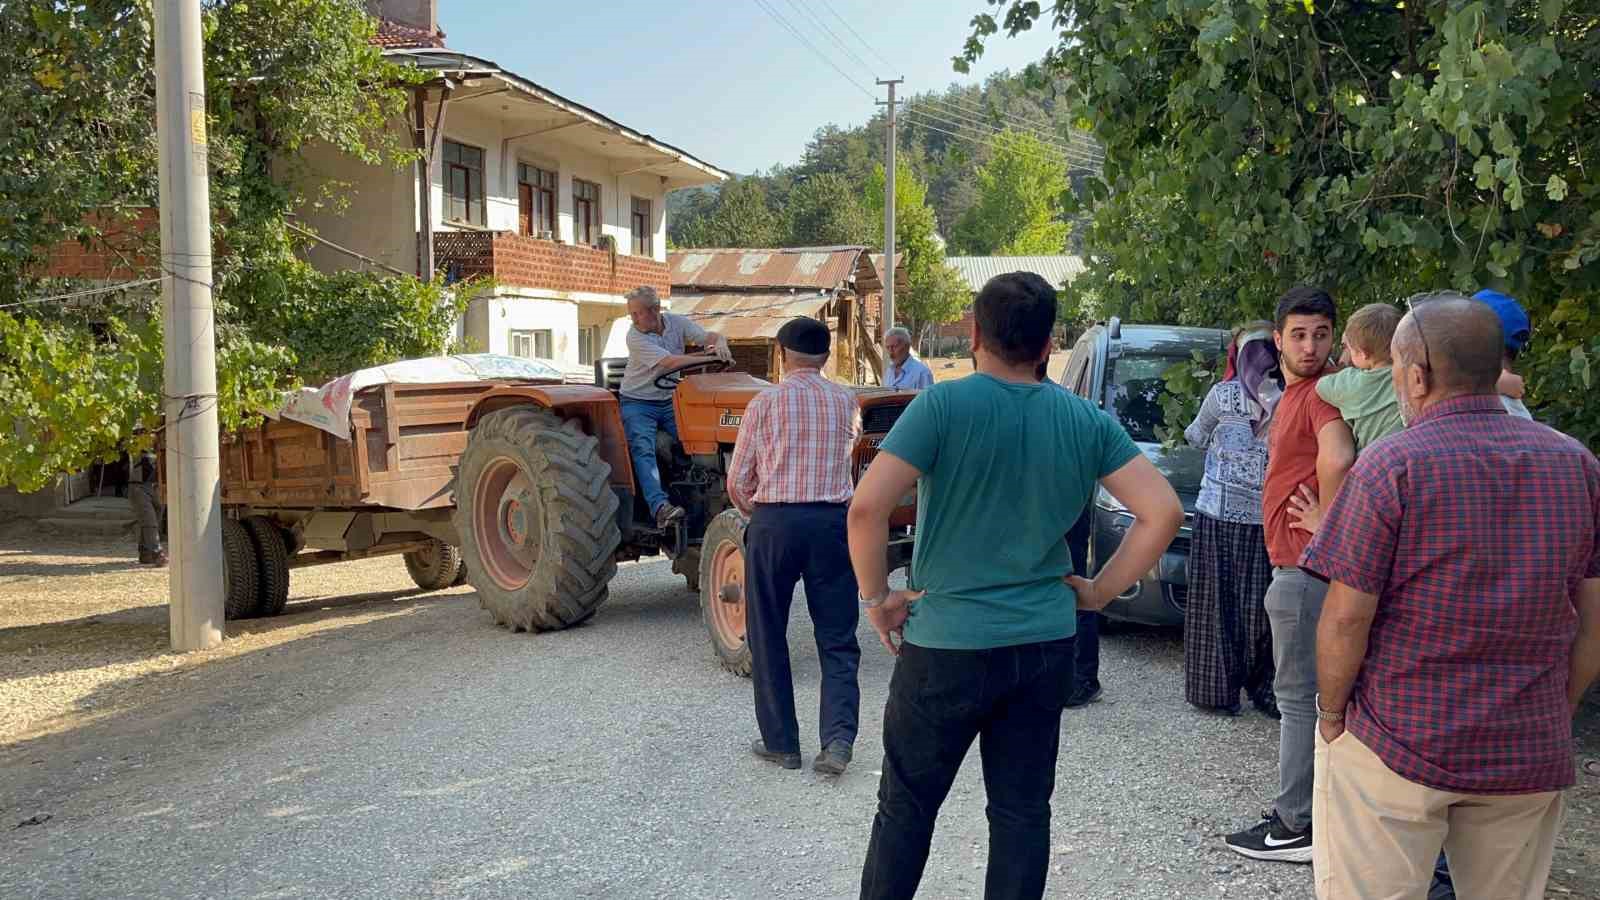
[777,317,830,355]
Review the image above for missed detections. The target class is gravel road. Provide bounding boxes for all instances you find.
[2,531,1596,899]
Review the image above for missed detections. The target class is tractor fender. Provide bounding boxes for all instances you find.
[464,385,634,492]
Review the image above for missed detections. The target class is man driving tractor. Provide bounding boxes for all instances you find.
[620,285,733,529]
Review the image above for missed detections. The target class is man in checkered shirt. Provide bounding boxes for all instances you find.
[728,317,863,777]
[1302,294,1600,899]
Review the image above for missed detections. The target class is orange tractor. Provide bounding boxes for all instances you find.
[202,354,917,675]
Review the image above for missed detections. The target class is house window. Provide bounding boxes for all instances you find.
[573,179,601,245]
[510,329,554,360]
[443,140,486,226]
[517,164,557,237]
[630,197,652,255]
[578,325,598,366]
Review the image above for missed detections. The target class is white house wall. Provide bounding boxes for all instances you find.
[429,104,668,263]
[290,136,418,275]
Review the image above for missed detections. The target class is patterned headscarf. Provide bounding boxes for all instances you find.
[1232,328,1281,435]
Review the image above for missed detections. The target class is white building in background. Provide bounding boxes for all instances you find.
[294,1,727,376]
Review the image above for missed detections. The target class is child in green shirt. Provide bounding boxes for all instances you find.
[1316,303,1406,454]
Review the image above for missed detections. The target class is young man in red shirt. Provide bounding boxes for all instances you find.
[1224,286,1356,863]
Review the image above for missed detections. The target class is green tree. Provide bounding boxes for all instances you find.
[783,173,874,247]
[673,177,782,248]
[953,130,1071,255]
[961,0,1600,446]
[0,0,477,491]
[866,161,970,339]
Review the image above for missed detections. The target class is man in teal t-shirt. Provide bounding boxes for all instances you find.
[848,273,1184,900]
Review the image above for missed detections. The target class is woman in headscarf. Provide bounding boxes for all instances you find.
[1182,321,1282,716]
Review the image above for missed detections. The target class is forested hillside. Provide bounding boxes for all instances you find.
[665,69,1098,256]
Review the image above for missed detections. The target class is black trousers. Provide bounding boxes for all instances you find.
[860,637,1076,900]
[745,503,861,754]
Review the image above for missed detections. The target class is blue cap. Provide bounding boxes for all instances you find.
[1472,289,1531,355]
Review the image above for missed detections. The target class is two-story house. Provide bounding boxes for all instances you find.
[296,1,727,374]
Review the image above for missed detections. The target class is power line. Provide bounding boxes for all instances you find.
[935,92,1103,157]
[751,0,875,100]
[814,0,897,72]
[931,95,1103,162]
[782,0,874,75]
[903,107,1103,169]
[902,110,1103,172]
[907,100,1100,164]
[0,277,165,311]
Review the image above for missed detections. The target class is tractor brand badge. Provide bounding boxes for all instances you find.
[719,409,743,427]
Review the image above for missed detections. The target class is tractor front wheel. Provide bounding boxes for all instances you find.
[699,510,751,676]
[455,406,620,632]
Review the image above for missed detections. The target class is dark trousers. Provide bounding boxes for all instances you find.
[860,637,1076,900]
[745,503,861,754]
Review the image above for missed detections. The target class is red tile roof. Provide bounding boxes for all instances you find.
[372,19,445,49]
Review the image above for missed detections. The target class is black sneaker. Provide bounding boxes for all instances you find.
[1224,811,1312,863]
[1064,683,1103,709]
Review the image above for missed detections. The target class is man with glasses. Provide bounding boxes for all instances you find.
[1302,293,1600,898]
[1225,286,1356,864]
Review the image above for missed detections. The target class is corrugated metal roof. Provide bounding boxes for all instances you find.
[944,256,1087,292]
[668,291,833,341]
[668,247,866,291]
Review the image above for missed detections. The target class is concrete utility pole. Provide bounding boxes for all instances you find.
[155,0,225,651]
[877,78,903,338]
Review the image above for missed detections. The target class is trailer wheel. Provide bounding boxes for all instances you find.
[451,557,469,587]
[221,517,260,621]
[242,516,291,617]
[404,539,463,591]
[455,406,621,632]
[699,510,751,676]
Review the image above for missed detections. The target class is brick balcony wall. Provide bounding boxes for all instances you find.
[34,210,161,280]
[435,230,670,299]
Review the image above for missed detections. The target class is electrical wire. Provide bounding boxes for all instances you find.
[813,0,898,72]
[751,0,876,100]
[0,277,165,311]
[907,101,1101,165]
[902,110,1103,172]
[782,0,875,75]
[903,108,1102,170]
[934,93,1103,157]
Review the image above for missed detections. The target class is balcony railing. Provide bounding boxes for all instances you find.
[433,230,670,299]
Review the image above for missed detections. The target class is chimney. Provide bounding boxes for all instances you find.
[367,0,436,33]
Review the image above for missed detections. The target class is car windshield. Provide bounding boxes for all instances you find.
[1107,354,1191,444]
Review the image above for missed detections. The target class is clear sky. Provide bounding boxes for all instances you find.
[436,0,1061,175]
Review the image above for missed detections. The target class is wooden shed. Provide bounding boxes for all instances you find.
[667,246,902,385]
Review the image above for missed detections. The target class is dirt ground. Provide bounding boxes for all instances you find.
[0,521,473,746]
[923,350,1071,384]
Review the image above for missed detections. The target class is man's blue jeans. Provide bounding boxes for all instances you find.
[619,397,678,515]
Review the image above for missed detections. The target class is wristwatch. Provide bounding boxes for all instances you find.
[1314,692,1346,723]
[858,591,887,609]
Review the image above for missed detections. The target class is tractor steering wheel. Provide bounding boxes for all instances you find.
[653,356,732,391]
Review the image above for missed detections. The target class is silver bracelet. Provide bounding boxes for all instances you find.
[1314,692,1346,722]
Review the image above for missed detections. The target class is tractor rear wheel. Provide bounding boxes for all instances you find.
[455,406,620,632]
[699,510,751,676]
[221,517,260,621]
[404,539,463,591]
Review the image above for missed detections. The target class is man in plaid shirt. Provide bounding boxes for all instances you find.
[1302,294,1600,899]
[728,317,863,776]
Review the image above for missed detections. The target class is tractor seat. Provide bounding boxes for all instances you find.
[595,357,627,393]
